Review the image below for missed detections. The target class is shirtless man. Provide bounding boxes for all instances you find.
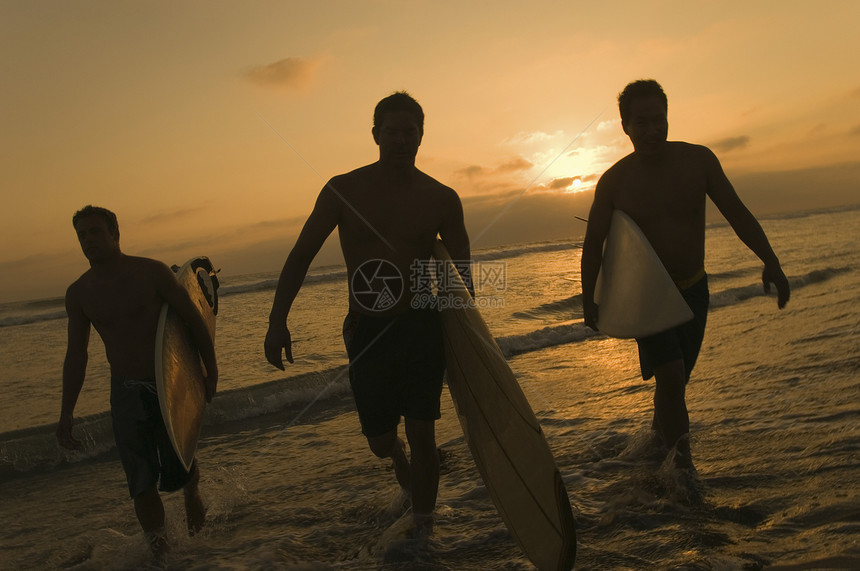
[57,205,218,558]
[264,92,471,531]
[581,80,790,467]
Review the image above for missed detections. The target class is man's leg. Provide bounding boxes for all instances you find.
[652,358,692,466]
[405,417,439,529]
[368,428,411,493]
[134,485,168,557]
[183,463,206,535]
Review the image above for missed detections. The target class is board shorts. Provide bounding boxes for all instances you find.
[110,377,193,498]
[636,274,709,381]
[342,308,446,438]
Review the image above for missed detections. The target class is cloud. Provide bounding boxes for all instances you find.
[533,173,599,193]
[454,156,533,180]
[807,123,827,137]
[502,130,565,146]
[597,119,620,131]
[495,157,534,173]
[711,135,750,153]
[243,56,323,90]
[455,165,488,179]
[139,214,308,259]
[138,207,206,225]
[548,177,578,190]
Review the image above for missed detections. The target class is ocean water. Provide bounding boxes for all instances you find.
[1,206,858,570]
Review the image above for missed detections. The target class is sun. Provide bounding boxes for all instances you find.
[525,143,604,194]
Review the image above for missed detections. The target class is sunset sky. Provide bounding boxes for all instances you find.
[2,1,859,302]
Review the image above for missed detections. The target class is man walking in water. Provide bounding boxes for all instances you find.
[265,92,471,532]
[57,205,218,559]
[581,80,790,468]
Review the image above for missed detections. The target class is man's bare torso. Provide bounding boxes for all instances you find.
[69,256,165,378]
[603,142,710,282]
[333,164,456,315]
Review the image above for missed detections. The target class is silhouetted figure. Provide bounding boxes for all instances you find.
[265,92,471,532]
[581,80,790,468]
[57,205,218,560]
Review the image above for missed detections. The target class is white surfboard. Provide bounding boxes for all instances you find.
[594,210,694,339]
[155,257,218,472]
[433,241,577,571]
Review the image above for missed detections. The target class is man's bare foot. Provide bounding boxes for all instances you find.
[184,491,206,535]
[672,434,694,471]
[145,527,169,563]
[183,464,206,535]
[411,512,434,538]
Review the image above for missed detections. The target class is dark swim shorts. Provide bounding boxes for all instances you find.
[636,274,709,381]
[342,308,446,438]
[110,378,193,498]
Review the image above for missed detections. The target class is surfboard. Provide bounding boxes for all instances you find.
[155,257,218,472]
[432,241,577,571]
[594,210,694,339]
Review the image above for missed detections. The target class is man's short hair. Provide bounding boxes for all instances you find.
[373,91,424,133]
[618,79,668,123]
[73,205,119,235]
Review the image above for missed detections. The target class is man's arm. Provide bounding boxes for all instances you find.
[438,188,473,296]
[704,148,790,308]
[265,184,340,370]
[580,176,615,330]
[152,261,220,402]
[57,285,90,450]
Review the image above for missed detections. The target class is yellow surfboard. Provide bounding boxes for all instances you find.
[433,241,576,571]
[155,257,218,472]
[595,210,694,339]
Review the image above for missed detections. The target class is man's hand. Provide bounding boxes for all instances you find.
[583,300,600,332]
[762,264,790,309]
[264,323,294,370]
[56,414,83,451]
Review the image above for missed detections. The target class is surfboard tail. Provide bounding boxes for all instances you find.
[554,469,577,570]
[433,239,577,571]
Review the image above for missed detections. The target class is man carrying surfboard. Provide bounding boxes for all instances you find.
[57,205,218,559]
[265,92,471,533]
[581,80,790,468]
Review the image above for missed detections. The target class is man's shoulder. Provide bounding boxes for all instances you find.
[66,271,91,299]
[598,153,635,187]
[122,255,169,273]
[320,165,375,202]
[125,254,163,265]
[331,164,377,184]
[670,141,715,160]
[114,256,176,289]
[414,169,456,196]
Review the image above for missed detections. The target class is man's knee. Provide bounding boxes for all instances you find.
[367,430,398,459]
[183,462,200,495]
[405,419,436,459]
[654,359,687,392]
[134,484,160,503]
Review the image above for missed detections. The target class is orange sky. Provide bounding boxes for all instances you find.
[2,1,859,302]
